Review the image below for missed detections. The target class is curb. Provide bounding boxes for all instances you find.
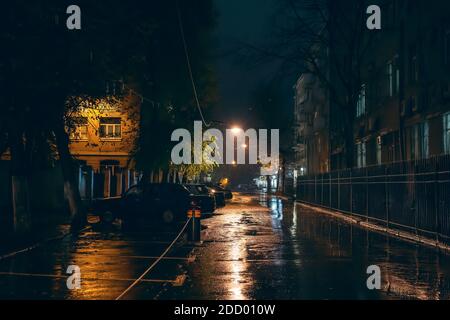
[0,225,92,261]
[296,201,450,253]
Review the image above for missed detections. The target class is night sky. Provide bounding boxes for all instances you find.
[209,0,286,186]
[211,0,282,129]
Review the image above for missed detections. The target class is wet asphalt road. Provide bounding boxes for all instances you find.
[0,222,194,299]
[0,193,449,299]
[164,193,450,300]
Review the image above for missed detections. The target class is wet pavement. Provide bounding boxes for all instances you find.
[0,222,194,299]
[164,193,450,300]
[0,193,449,299]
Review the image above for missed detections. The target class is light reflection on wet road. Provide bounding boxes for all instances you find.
[164,193,450,300]
[0,193,449,299]
[0,226,193,299]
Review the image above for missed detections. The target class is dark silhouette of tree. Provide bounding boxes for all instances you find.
[132,0,218,181]
[239,0,380,168]
[0,1,218,230]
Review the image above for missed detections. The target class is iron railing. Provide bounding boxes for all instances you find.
[296,154,450,244]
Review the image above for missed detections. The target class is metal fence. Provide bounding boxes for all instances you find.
[77,166,140,200]
[296,154,450,244]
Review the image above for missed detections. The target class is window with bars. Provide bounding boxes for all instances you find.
[99,118,122,140]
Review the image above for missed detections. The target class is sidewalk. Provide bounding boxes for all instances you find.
[296,201,450,253]
[0,214,72,258]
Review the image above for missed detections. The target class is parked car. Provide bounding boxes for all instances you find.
[207,187,226,208]
[181,184,217,213]
[207,183,233,200]
[95,183,216,227]
[184,184,226,208]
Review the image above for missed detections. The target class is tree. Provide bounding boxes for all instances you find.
[240,0,380,168]
[0,1,163,230]
[172,136,220,183]
[132,0,218,180]
[1,1,218,231]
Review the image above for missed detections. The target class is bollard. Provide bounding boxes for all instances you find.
[187,208,202,242]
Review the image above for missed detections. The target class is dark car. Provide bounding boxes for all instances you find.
[184,184,225,208]
[118,183,216,226]
[182,184,217,213]
[207,184,233,200]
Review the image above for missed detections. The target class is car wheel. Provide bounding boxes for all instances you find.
[162,209,175,224]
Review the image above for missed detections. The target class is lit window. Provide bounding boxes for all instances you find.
[444,112,450,154]
[356,84,366,117]
[410,121,429,160]
[356,142,366,168]
[99,118,121,139]
[69,117,88,140]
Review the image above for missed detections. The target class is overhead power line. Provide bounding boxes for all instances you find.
[176,1,211,127]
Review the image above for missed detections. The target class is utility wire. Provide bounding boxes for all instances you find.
[176,1,211,127]
[115,218,192,300]
[123,83,162,107]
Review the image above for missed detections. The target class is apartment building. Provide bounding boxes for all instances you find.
[68,91,141,198]
[293,0,450,173]
[293,73,330,175]
[353,0,450,168]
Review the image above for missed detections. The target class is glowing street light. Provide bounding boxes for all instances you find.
[231,127,241,135]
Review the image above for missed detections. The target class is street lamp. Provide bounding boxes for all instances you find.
[231,127,241,135]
